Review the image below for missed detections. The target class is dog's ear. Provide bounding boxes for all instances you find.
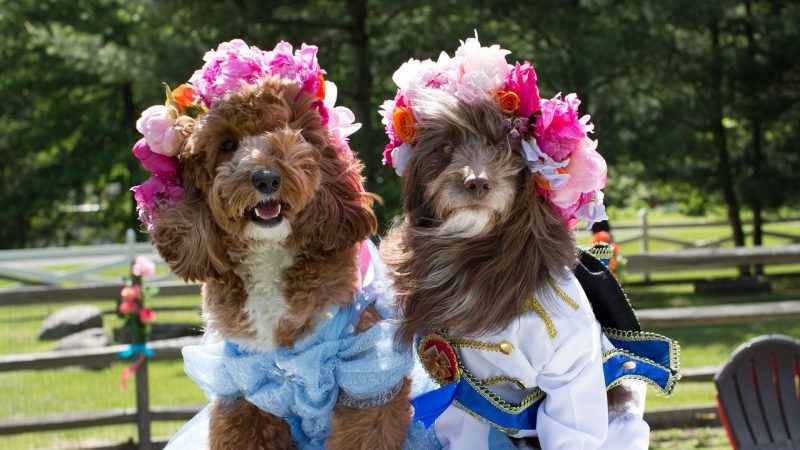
[149,122,231,282]
[289,144,377,252]
[150,186,231,282]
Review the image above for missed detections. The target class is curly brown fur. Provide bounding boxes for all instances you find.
[381,90,576,345]
[326,376,413,450]
[209,398,295,450]
[149,75,404,449]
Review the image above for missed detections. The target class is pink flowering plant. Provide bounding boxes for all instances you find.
[117,256,159,342]
[116,255,159,390]
[380,34,608,228]
[131,39,360,230]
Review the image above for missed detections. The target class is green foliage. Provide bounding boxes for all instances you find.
[0,0,798,248]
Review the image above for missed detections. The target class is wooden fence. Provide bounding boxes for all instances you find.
[2,212,799,294]
[2,299,799,448]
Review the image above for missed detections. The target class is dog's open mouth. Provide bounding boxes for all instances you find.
[249,199,284,227]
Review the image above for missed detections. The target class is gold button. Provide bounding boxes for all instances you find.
[622,361,637,370]
[499,341,514,355]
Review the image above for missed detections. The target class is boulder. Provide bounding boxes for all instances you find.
[53,327,110,351]
[38,305,103,340]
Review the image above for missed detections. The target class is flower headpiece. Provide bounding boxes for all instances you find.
[131,39,361,230]
[379,35,607,229]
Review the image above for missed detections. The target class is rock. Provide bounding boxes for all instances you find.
[53,327,110,351]
[38,305,103,340]
[113,323,203,343]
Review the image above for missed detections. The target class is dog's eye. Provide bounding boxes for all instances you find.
[441,143,455,154]
[221,139,238,152]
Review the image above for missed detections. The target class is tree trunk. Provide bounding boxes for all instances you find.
[346,0,386,232]
[709,19,749,276]
[745,0,764,275]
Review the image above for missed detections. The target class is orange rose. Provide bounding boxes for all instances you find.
[316,75,326,100]
[496,90,520,115]
[170,84,198,113]
[392,106,417,143]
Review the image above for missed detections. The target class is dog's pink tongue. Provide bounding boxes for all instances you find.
[256,203,281,220]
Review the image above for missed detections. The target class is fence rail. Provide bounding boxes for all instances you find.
[1,213,799,292]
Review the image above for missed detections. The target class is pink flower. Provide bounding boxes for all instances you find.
[390,143,413,176]
[132,139,179,180]
[131,176,184,231]
[506,62,540,118]
[121,285,142,302]
[189,39,270,106]
[574,191,608,229]
[138,308,156,324]
[534,93,592,162]
[265,42,324,96]
[454,36,510,102]
[136,105,179,156]
[549,138,607,209]
[322,81,361,153]
[119,299,138,315]
[131,256,156,277]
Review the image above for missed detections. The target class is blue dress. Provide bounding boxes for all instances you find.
[165,241,439,449]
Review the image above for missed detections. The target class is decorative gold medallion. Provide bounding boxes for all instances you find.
[418,334,459,384]
[499,340,514,355]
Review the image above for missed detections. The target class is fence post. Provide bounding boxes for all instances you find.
[135,358,152,450]
[126,229,136,266]
[639,208,650,283]
[127,229,152,449]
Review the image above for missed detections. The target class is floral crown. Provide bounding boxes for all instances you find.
[131,39,360,231]
[379,35,607,229]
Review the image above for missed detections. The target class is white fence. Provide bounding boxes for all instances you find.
[0,230,178,290]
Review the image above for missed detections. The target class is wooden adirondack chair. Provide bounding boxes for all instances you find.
[714,334,800,450]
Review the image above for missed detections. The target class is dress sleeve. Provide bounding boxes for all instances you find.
[533,311,609,450]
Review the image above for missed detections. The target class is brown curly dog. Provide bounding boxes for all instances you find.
[151,75,410,450]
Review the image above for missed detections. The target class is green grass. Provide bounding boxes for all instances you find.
[0,292,205,449]
[650,428,731,450]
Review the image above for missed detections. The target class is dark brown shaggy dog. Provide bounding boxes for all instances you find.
[381,90,576,345]
[151,76,410,450]
[381,90,631,414]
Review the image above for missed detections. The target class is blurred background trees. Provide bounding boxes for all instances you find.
[0,0,797,248]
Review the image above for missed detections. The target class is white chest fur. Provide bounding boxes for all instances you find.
[233,243,294,352]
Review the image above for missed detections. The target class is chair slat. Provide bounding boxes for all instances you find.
[733,358,774,446]
[752,351,791,446]
[717,368,756,449]
[774,350,800,448]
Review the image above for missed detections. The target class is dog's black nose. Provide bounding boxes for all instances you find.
[464,174,492,199]
[252,169,281,194]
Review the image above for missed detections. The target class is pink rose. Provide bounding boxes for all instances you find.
[121,285,142,302]
[548,138,607,209]
[138,308,156,324]
[136,105,179,156]
[506,62,540,118]
[132,139,179,180]
[119,299,138,315]
[131,256,156,277]
[131,176,184,231]
[534,93,592,162]
[189,39,270,105]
